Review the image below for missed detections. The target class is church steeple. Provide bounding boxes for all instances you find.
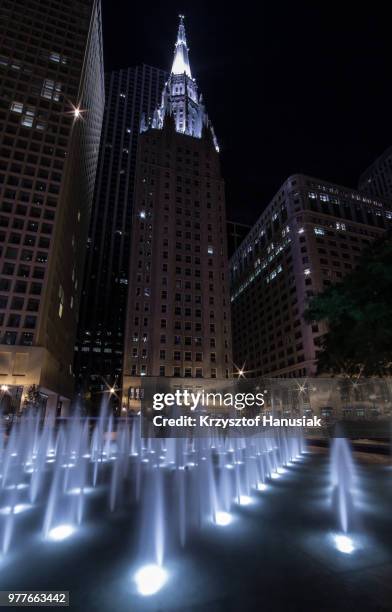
[171,15,192,78]
[141,15,219,152]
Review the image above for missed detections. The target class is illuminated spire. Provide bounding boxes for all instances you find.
[141,15,219,152]
[171,14,192,78]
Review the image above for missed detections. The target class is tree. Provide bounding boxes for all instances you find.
[304,231,392,377]
[22,384,41,413]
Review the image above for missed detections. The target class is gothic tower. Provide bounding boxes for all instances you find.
[122,16,232,408]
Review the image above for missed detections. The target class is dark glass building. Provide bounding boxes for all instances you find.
[227,220,251,258]
[74,64,167,410]
[358,145,392,201]
[0,0,104,414]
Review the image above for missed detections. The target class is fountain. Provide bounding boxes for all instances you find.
[0,401,306,595]
[330,435,357,553]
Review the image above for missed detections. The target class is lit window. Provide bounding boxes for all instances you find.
[49,52,67,65]
[58,285,64,318]
[304,268,311,276]
[10,101,23,113]
[41,79,62,101]
[207,245,214,255]
[314,227,325,235]
[21,107,35,128]
[21,115,33,128]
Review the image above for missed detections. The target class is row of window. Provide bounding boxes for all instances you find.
[0,315,36,330]
[1,262,46,278]
[0,278,42,294]
[131,350,218,362]
[129,365,227,378]
[132,334,220,347]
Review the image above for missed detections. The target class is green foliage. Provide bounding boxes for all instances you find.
[304,232,392,377]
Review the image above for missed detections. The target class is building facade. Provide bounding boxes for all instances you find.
[0,0,105,414]
[122,17,232,407]
[230,174,391,378]
[227,220,251,258]
[358,145,392,201]
[74,65,167,410]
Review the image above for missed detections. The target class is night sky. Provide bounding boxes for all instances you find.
[102,1,392,225]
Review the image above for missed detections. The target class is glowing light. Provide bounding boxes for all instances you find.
[134,564,168,596]
[237,495,252,506]
[0,503,32,515]
[256,483,267,491]
[47,524,75,542]
[333,533,355,554]
[225,464,234,470]
[171,16,191,78]
[277,467,286,475]
[270,472,280,479]
[110,387,115,394]
[67,487,93,496]
[1,384,9,392]
[74,107,81,119]
[5,483,28,491]
[215,511,232,526]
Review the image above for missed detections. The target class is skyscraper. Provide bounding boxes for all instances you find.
[122,16,232,408]
[227,220,251,258]
[230,174,391,379]
[358,145,392,201]
[74,65,167,411]
[0,0,104,415]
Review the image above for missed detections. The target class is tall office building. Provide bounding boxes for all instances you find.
[230,174,391,378]
[122,16,232,407]
[74,65,167,410]
[358,145,392,201]
[227,220,251,258]
[0,0,104,414]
